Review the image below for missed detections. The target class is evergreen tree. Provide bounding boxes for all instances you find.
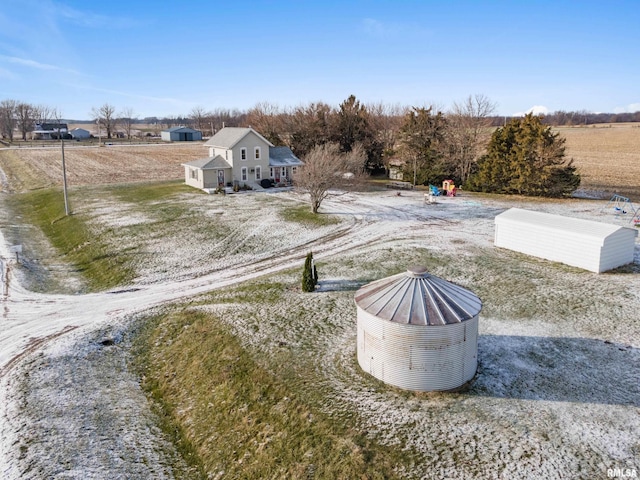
[332,95,383,171]
[302,252,315,292]
[397,107,449,185]
[467,113,580,196]
[312,257,318,286]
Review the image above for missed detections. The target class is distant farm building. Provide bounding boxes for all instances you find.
[161,126,202,142]
[355,266,482,392]
[69,128,91,140]
[387,157,405,181]
[32,123,68,140]
[494,208,638,273]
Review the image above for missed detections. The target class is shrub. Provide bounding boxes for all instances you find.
[302,252,315,292]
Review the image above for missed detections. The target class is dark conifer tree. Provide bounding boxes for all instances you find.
[467,113,580,196]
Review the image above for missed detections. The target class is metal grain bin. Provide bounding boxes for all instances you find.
[355,266,482,392]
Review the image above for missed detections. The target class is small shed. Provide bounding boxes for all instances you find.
[161,126,203,142]
[355,266,482,392]
[69,128,91,140]
[495,208,638,273]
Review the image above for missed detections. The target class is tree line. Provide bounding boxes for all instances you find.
[0,94,590,199]
[0,100,65,142]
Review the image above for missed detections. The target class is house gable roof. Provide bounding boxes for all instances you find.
[269,146,303,167]
[182,155,231,170]
[204,127,274,149]
[35,123,68,132]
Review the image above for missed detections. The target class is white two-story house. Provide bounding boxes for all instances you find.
[181,127,303,191]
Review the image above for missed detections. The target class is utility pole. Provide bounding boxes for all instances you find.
[60,127,70,215]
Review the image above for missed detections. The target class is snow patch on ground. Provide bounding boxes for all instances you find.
[1,189,638,478]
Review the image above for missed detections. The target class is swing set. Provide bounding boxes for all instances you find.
[604,194,640,225]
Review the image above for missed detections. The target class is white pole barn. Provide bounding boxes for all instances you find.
[494,208,638,273]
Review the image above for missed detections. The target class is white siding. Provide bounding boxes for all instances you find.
[183,166,203,189]
[356,308,478,392]
[600,231,638,272]
[495,208,638,273]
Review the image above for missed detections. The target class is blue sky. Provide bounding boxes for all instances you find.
[1,0,638,119]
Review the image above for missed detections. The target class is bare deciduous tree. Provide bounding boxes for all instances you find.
[293,142,367,213]
[33,104,54,126]
[245,102,284,145]
[91,103,117,139]
[15,102,36,141]
[367,102,407,172]
[189,106,209,135]
[287,102,334,157]
[0,99,17,141]
[447,94,496,183]
[119,107,137,140]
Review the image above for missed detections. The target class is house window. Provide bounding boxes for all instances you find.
[254,147,261,159]
[241,167,248,181]
[241,148,247,160]
[190,168,198,180]
[255,166,262,180]
[281,167,287,179]
[269,167,274,178]
[292,166,298,175]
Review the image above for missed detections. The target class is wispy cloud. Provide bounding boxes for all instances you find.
[362,18,394,37]
[0,55,81,75]
[360,18,430,39]
[65,83,192,108]
[56,3,147,29]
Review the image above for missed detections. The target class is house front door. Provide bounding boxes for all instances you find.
[217,170,224,186]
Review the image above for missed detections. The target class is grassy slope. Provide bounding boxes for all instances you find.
[6,188,133,291]
[5,181,194,292]
[132,307,402,479]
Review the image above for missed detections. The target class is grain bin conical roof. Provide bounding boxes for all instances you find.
[354,266,482,326]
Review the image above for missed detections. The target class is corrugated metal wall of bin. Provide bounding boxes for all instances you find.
[355,267,482,392]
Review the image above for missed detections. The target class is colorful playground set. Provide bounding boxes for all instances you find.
[429,179,457,197]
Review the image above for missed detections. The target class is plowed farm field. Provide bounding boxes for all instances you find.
[558,123,640,198]
[0,143,204,192]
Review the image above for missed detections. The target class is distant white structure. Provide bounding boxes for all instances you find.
[494,208,638,273]
[69,128,91,140]
[355,266,482,392]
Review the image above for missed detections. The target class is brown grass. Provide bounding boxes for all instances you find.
[557,123,640,199]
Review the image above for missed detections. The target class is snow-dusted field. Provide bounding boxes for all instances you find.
[1,188,638,479]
